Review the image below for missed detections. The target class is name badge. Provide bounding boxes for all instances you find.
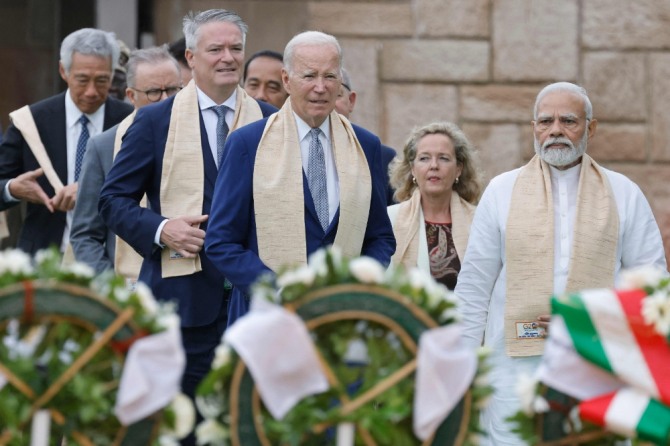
[169,250,184,260]
[515,321,546,339]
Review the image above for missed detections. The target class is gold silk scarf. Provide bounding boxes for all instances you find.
[504,154,619,357]
[253,101,371,271]
[159,82,263,277]
[391,188,474,270]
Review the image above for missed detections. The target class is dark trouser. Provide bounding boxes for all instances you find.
[179,294,229,446]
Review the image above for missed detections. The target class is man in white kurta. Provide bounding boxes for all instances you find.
[455,82,667,445]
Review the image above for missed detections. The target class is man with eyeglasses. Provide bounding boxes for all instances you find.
[0,28,133,255]
[71,45,183,277]
[454,82,667,445]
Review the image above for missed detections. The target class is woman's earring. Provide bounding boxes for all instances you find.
[455,177,459,184]
[412,177,417,184]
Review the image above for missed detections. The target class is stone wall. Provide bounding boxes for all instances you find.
[155,0,670,261]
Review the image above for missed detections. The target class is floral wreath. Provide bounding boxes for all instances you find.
[196,247,492,445]
[509,266,670,446]
[0,248,193,445]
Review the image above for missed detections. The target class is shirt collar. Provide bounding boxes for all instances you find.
[294,113,331,144]
[64,89,106,133]
[549,161,582,181]
[196,85,237,111]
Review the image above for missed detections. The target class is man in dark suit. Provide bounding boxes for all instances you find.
[0,28,133,255]
[336,68,397,205]
[71,46,183,275]
[205,31,396,324]
[98,10,276,428]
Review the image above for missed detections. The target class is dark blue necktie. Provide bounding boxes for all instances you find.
[74,115,90,181]
[307,128,329,231]
[210,105,230,168]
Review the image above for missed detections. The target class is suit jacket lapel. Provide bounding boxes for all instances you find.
[43,93,68,186]
[200,114,218,194]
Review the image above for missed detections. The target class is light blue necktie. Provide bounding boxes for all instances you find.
[307,128,329,232]
[210,105,230,168]
[74,115,90,181]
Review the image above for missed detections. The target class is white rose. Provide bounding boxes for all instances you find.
[134,282,159,315]
[157,435,180,446]
[4,249,33,275]
[307,248,328,276]
[157,312,180,332]
[619,265,667,290]
[349,257,385,284]
[65,261,94,279]
[641,290,670,336]
[276,264,316,289]
[114,286,131,303]
[169,392,196,439]
[515,373,540,416]
[211,343,232,370]
[195,394,223,419]
[195,419,228,445]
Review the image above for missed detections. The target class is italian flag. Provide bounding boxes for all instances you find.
[551,288,670,443]
[579,388,670,444]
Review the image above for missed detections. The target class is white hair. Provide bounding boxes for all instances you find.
[283,31,342,75]
[60,28,119,75]
[183,9,248,50]
[534,82,593,120]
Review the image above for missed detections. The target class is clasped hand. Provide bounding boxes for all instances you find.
[160,215,209,259]
[8,168,78,212]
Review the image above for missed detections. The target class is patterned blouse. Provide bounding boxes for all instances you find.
[425,220,461,290]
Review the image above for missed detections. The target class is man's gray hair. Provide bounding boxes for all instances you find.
[183,9,248,51]
[126,46,181,89]
[534,81,593,120]
[60,28,119,75]
[341,67,353,90]
[283,31,342,75]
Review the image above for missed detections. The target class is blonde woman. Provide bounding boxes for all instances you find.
[388,122,481,289]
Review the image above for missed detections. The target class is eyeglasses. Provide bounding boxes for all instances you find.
[341,82,351,92]
[131,86,182,102]
[534,116,589,132]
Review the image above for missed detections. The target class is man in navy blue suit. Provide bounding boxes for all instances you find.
[98,9,275,432]
[205,31,396,322]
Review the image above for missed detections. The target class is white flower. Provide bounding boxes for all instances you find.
[307,249,328,276]
[157,312,180,331]
[64,261,94,278]
[349,257,385,284]
[195,418,228,445]
[134,282,159,315]
[3,249,33,275]
[157,435,180,446]
[276,264,316,289]
[619,265,667,290]
[211,343,232,370]
[113,286,131,303]
[34,249,58,266]
[195,394,223,419]
[408,268,433,290]
[516,373,540,416]
[167,392,196,439]
[533,395,549,413]
[467,432,483,445]
[641,290,670,336]
[439,307,460,322]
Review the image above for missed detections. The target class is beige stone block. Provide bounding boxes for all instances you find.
[416,0,489,38]
[381,40,489,82]
[460,85,539,122]
[583,0,670,49]
[382,84,458,151]
[519,124,535,161]
[492,0,578,81]
[650,54,670,161]
[339,39,382,136]
[461,124,525,185]
[308,3,413,36]
[583,52,646,121]
[608,164,670,262]
[587,124,646,162]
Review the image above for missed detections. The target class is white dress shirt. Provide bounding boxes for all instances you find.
[154,86,237,245]
[295,114,340,225]
[454,162,667,445]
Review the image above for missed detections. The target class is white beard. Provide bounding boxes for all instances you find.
[534,131,588,167]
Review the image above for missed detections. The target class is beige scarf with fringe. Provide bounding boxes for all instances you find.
[391,188,474,270]
[253,101,371,271]
[159,81,263,277]
[110,111,143,280]
[505,154,618,357]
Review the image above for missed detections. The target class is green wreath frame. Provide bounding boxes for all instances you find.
[0,280,159,445]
